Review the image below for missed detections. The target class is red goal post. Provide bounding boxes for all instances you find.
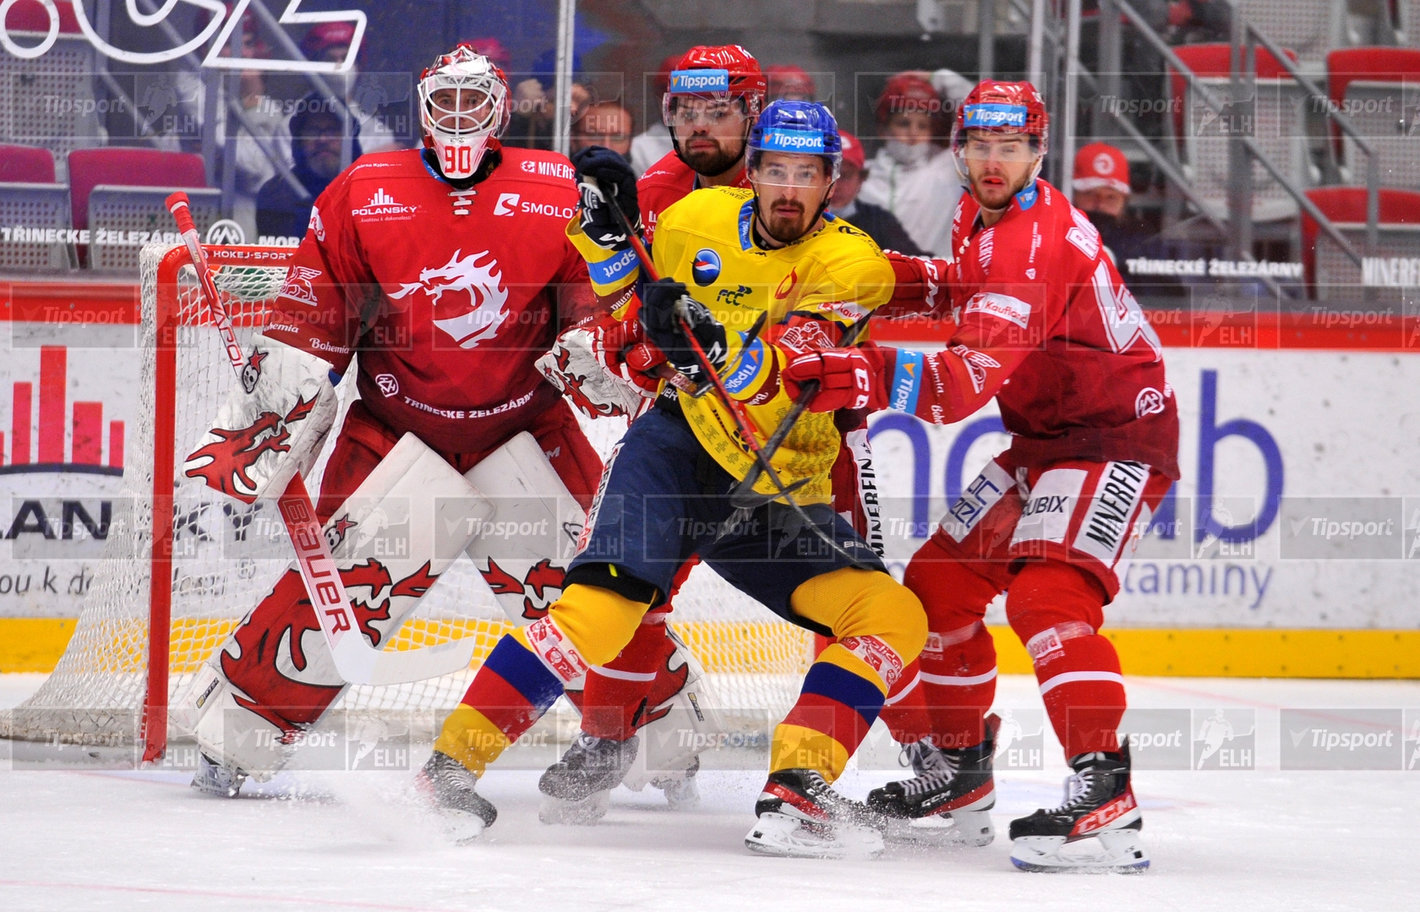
[0,242,815,764]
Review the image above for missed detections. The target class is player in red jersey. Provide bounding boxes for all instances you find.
[782,80,1179,871]
[178,44,614,799]
[536,45,932,824]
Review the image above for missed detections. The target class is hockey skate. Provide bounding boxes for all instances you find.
[538,732,640,824]
[1008,744,1149,873]
[190,752,248,799]
[649,755,700,811]
[416,751,498,844]
[867,714,997,847]
[744,769,887,859]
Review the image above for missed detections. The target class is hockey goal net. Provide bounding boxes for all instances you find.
[0,243,815,762]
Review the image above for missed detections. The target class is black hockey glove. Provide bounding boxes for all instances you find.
[572,145,640,250]
[639,278,727,385]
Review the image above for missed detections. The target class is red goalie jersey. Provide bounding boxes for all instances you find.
[885,179,1179,477]
[262,146,601,455]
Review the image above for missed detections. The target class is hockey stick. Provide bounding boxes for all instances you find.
[727,316,871,511]
[166,193,478,686]
[597,185,873,569]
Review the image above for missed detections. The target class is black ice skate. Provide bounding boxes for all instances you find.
[1008,743,1149,873]
[190,752,247,798]
[537,732,640,824]
[867,714,997,846]
[744,768,887,859]
[417,750,497,843]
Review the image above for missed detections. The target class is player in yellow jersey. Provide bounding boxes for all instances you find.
[419,101,926,858]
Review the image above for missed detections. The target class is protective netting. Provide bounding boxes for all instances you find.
[0,244,813,754]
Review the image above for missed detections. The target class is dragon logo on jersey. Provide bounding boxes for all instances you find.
[391,249,511,349]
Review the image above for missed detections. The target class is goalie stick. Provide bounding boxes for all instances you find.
[165,192,478,686]
[595,182,872,570]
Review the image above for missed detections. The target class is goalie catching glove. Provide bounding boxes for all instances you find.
[183,334,339,502]
[639,279,726,386]
[536,313,667,419]
[573,146,640,250]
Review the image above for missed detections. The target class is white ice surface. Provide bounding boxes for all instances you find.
[2,673,1416,912]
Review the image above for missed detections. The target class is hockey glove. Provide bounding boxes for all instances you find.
[572,146,640,250]
[535,315,665,419]
[639,279,727,385]
[781,344,890,413]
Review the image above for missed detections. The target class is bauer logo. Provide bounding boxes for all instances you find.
[1281,708,1402,770]
[1192,708,1256,770]
[991,708,1045,770]
[670,69,729,93]
[692,248,722,286]
[963,103,1028,128]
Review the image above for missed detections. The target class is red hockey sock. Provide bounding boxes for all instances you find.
[904,551,1002,749]
[1006,561,1124,758]
[878,658,932,745]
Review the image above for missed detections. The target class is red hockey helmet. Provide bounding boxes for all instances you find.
[952,79,1050,152]
[418,44,511,180]
[661,44,767,126]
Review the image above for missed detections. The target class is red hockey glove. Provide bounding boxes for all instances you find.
[781,345,890,413]
[590,313,664,397]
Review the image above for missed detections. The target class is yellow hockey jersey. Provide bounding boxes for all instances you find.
[651,186,894,501]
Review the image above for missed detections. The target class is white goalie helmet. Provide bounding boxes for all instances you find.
[417,43,511,180]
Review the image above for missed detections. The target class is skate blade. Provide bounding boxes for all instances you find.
[436,809,489,846]
[538,789,611,825]
[1010,831,1150,873]
[884,809,994,848]
[744,812,885,859]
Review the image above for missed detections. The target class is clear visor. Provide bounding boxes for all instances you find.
[662,94,748,129]
[957,132,1040,163]
[750,156,835,187]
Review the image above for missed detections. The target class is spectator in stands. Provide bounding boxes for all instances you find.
[297,22,399,154]
[767,64,817,101]
[830,130,926,255]
[628,54,678,174]
[571,100,634,157]
[158,8,287,241]
[1072,141,1180,297]
[1164,0,1231,44]
[858,71,961,255]
[255,93,362,242]
[506,48,591,150]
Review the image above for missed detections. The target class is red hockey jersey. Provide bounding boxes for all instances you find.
[637,150,751,247]
[262,146,599,453]
[890,179,1179,476]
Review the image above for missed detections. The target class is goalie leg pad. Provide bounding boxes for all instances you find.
[463,431,588,626]
[174,433,491,779]
[621,625,725,793]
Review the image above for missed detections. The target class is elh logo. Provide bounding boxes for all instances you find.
[1192,708,1255,770]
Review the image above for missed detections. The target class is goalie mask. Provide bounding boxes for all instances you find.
[418,44,511,180]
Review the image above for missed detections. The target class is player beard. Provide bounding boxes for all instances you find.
[680,138,742,178]
[758,200,811,244]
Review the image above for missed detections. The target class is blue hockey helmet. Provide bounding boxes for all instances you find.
[747,100,842,179]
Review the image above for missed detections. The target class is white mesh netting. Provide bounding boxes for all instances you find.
[0,243,814,754]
